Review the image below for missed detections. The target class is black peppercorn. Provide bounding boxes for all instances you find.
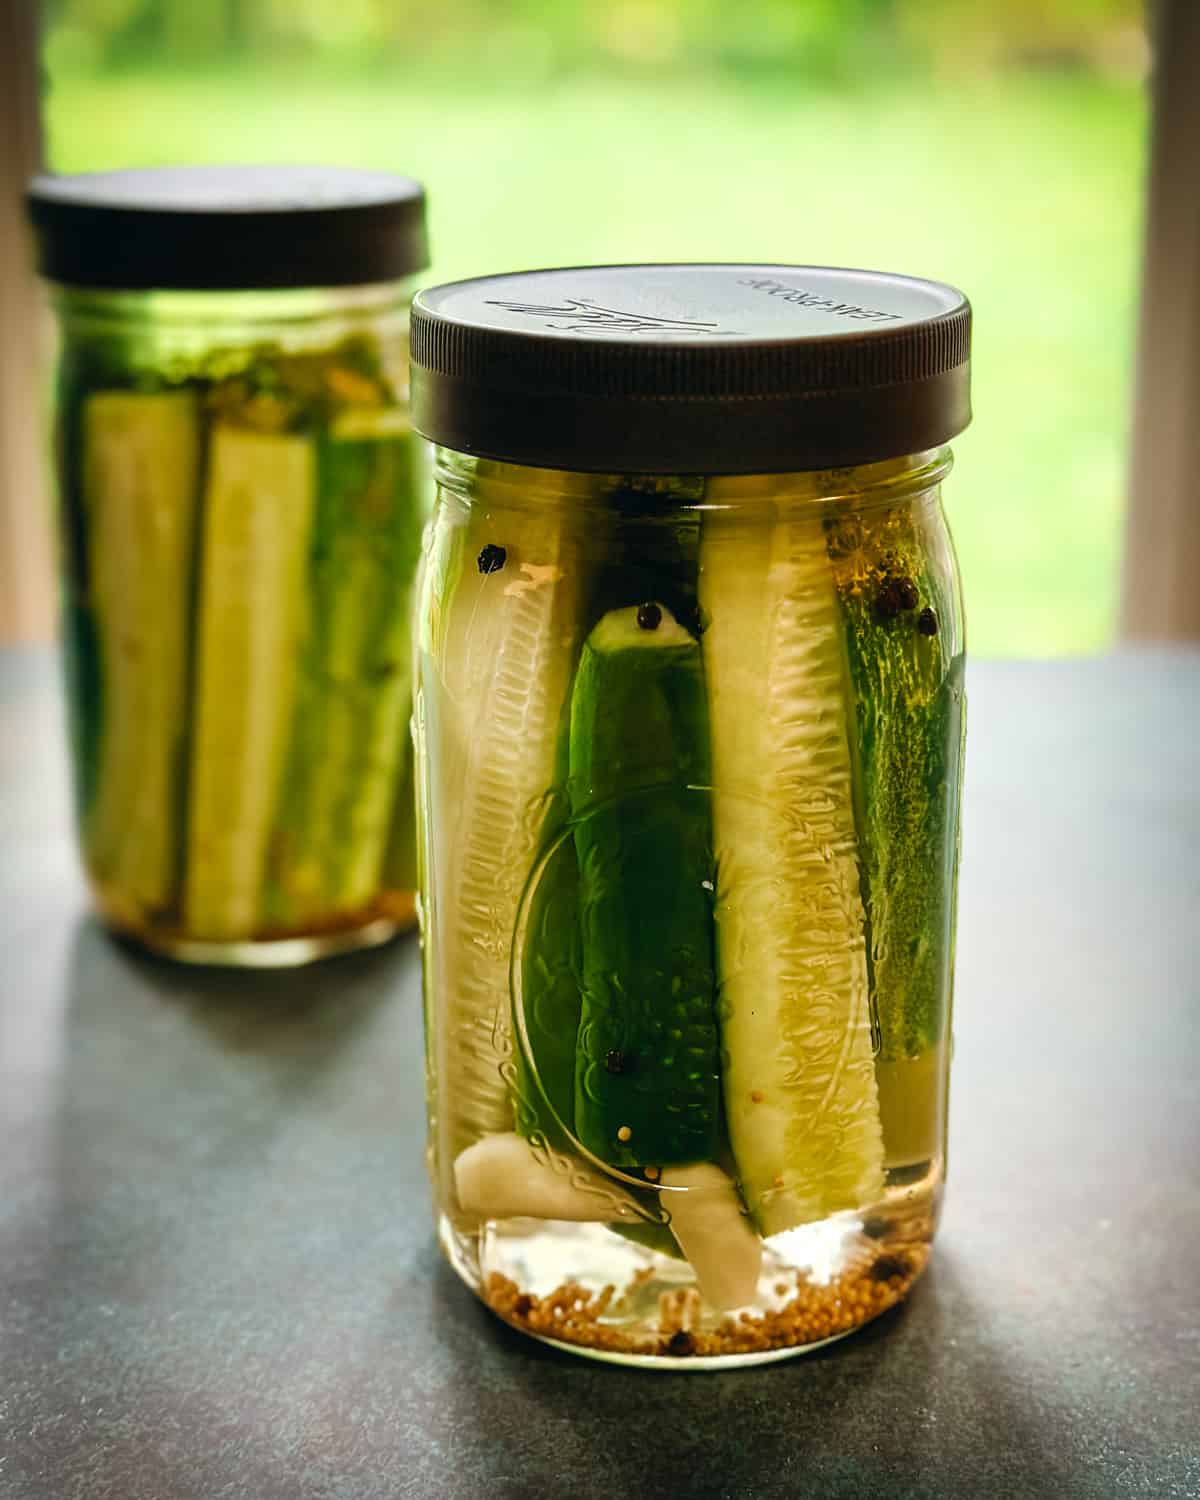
[874,581,903,620]
[869,1253,912,1283]
[666,1330,696,1356]
[917,606,939,636]
[636,602,662,631]
[894,577,919,611]
[874,575,919,621]
[477,544,507,575]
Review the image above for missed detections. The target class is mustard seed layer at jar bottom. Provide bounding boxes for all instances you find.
[483,1238,931,1360]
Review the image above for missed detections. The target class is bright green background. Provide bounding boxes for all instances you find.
[43,47,1147,655]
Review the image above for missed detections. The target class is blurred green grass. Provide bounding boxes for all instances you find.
[44,63,1147,655]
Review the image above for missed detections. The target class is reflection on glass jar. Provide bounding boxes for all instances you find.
[410,264,971,1367]
[28,167,429,965]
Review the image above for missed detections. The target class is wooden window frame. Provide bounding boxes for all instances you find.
[0,0,53,642]
[1119,0,1200,640]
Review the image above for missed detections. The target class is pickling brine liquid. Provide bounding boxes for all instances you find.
[54,287,425,964]
[416,450,964,1366]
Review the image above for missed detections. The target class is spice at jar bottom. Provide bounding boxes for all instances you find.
[27,166,429,966]
[410,264,971,1367]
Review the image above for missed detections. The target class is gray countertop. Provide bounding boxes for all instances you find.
[1,647,1198,1500]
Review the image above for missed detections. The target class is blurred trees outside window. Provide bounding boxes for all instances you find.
[41,0,1149,656]
[44,0,1146,76]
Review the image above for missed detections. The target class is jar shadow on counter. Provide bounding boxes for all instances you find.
[41,914,423,1224]
[47,915,424,1204]
[49,908,421,1247]
[1,916,427,1500]
[49,913,423,1166]
[95,915,415,1051]
[425,1250,1077,1499]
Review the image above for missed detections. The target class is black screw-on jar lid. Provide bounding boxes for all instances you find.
[411,264,970,473]
[26,165,429,291]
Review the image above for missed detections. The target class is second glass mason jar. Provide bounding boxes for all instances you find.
[27,166,430,965]
[410,265,970,1366]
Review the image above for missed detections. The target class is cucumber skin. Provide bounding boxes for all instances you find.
[513,673,581,1148]
[569,619,721,1172]
[512,478,706,1157]
[381,739,419,894]
[514,831,583,1145]
[54,354,109,828]
[265,428,422,926]
[382,437,436,898]
[829,502,965,1060]
[60,599,104,827]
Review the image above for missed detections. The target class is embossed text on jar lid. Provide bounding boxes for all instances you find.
[411,264,971,474]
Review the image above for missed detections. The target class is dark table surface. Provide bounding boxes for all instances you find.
[1,647,1198,1500]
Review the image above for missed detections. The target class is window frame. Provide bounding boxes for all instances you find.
[1119,0,1200,641]
[0,0,53,643]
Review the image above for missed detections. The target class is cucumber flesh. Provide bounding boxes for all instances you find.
[185,425,315,940]
[700,510,885,1237]
[569,603,721,1172]
[81,391,200,914]
[420,490,583,1222]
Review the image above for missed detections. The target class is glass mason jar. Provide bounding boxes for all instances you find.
[27,167,430,965]
[410,266,971,1367]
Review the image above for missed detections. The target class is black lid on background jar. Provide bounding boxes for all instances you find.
[411,264,970,473]
[26,165,429,291]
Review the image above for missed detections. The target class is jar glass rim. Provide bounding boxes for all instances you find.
[431,443,953,513]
